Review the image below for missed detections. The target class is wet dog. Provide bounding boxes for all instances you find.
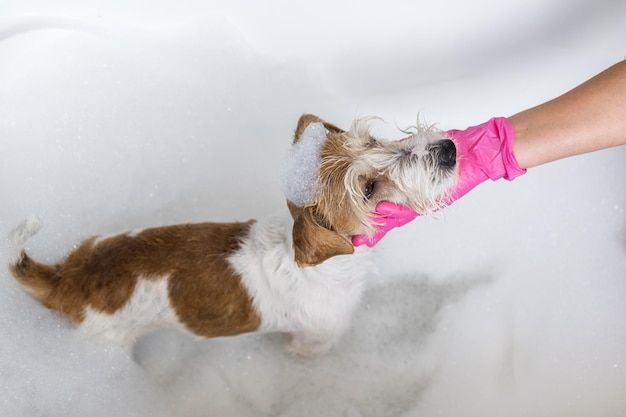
[8,114,457,357]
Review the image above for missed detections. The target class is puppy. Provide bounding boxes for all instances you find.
[7,114,458,357]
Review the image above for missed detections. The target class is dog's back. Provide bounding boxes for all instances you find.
[8,218,262,340]
[6,214,370,357]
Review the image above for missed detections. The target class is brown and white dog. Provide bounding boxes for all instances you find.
[7,114,458,358]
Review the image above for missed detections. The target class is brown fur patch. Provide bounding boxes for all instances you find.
[294,114,344,144]
[10,252,60,302]
[289,203,354,267]
[286,115,363,266]
[292,114,370,238]
[10,222,262,337]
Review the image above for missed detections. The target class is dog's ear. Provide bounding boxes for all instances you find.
[294,114,345,144]
[290,204,354,267]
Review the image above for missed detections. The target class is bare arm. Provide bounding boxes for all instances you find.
[510,60,626,169]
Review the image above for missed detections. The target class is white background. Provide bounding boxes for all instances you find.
[1,1,625,416]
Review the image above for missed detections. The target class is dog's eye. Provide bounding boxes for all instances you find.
[364,181,376,200]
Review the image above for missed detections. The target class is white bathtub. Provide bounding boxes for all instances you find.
[1,2,625,416]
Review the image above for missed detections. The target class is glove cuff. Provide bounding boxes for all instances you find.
[490,117,526,181]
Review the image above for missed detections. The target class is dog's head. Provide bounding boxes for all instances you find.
[283,114,458,267]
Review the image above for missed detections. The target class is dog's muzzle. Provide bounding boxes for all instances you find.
[430,139,456,168]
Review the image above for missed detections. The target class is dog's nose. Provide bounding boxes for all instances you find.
[437,139,456,167]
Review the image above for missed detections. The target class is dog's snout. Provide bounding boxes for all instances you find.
[436,139,456,167]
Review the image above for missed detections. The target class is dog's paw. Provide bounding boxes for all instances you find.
[286,336,332,359]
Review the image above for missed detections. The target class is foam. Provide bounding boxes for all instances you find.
[280,122,328,206]
[1,4,625,417]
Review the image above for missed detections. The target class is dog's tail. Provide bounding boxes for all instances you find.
[7,216,58,301]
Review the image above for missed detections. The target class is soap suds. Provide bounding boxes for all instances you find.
[280,122,328,206]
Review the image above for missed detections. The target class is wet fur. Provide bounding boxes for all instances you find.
[8,114,458,357]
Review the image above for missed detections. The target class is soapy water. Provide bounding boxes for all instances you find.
[280,122,328,207]
[1,3,626,417]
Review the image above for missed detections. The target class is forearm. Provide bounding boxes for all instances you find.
[510,60,626,169]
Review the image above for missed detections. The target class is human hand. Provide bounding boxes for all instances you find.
[352,117,526,247]
[447,117,526,201]
[351,201,419,247]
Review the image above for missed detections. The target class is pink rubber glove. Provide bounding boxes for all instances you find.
[352,117,526,247]
[351,201,419,247]
[447,117,526,200]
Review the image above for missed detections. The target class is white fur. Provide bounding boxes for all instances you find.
[93,227,145,246]
[81,277,181,352]
[229,211,373,357]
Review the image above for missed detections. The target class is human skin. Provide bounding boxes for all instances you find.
[510,60,626,169]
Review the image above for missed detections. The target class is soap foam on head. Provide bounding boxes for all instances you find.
[280,122,328,206]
